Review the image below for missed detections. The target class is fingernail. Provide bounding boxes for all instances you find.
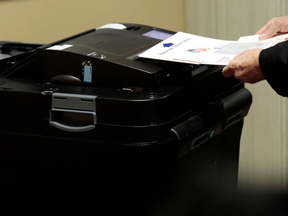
[258,34,265,40]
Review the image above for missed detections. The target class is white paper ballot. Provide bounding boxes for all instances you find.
[238,35,261,42]
[138,32,288,66]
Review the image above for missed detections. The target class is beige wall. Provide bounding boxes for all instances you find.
[0,0,184,43]
[186,0,288,192]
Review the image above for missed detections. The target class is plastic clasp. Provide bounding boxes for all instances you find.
[50,93,97,132]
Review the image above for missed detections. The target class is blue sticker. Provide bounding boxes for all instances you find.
[84,65,92,83]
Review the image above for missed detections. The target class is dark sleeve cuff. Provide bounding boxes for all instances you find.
[259,40,288,97]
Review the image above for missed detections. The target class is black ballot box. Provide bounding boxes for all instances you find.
[0,24,253,215]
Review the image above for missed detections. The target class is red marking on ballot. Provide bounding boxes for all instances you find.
[173,58,201,64]
[217,57,232,64]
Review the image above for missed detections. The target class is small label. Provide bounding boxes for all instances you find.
[97,23,126,30]
[47,44,72,50]
[83,65,92,83]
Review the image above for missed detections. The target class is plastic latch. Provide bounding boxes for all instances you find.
[50,93,97,132]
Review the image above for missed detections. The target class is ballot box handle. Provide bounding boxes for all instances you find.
[50,109,96,132]
[171,115,203,141]
[50,121,95,132]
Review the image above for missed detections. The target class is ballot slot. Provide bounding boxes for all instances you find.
[35,24,198,90]
[0,42,44,80]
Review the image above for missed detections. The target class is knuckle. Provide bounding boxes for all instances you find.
[272,17,282,27]
[272,17,280,23]
[234,73,241,80]
[235,63,243,70]
[234,71,245,81]
[229,62,237,69]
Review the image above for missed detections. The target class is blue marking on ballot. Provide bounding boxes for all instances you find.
[163,43,174,48]
[84,65,92,83]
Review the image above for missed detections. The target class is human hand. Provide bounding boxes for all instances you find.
[222,49,265,84]
[257,15,288,40]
